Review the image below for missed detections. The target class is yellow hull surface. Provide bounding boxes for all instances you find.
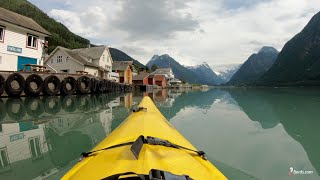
[62,96,227,180]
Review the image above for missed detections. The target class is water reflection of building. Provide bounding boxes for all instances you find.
[120,93,133,110]
[0,122,54,180]
[0,122,48,165]
[0,94,123,180]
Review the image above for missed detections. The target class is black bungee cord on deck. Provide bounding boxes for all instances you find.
[81,135,207,160]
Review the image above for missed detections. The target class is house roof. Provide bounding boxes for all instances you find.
[47,46,109,71]
[59,47,100,68]
[152,68,172,75]
[133,72,149,81]
[112,61,133,71]
[45,46,112,71]
[0,7,51,36]
[71,46,107,60]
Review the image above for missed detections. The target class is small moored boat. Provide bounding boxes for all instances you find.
[62,96,227,180]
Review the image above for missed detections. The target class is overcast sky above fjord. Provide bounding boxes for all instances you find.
[30,0,320,68]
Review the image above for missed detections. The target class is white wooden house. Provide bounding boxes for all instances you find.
[45,46,113,79]
[0,7,51,71]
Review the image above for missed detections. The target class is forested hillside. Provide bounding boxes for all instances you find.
[0,0,90,52]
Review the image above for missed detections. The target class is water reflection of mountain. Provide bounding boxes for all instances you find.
[227,88,320,175]
[156,89,226,120]
[227,88,281,129]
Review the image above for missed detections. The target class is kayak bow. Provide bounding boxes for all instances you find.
[62,96,227,180]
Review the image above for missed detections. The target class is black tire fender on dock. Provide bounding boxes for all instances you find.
[44,96,61,115]
[43,75,61,96]
[77,76,91,94]
[61,77,77,95]
[6,98,26,120]
[25,97,44,118]
[61,96,77,112]
[25,74,44,96]
[0,74,5,96]
[5,73,25,97]
[91,78,98,93]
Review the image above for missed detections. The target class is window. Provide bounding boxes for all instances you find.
[103,55,105,62]
[58,118,63,127]
[66,56,69,62]
[26,34,38,49]
[0,26,4,43]
[29,137,42,158]
[51,59,53,64]
[0,147,10,169]
[61,69,69,73]
[56,56,62,63]
[0,56,2,64]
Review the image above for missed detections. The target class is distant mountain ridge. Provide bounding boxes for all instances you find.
[257,11,320,86]
[147,54,221,85]
[227,46,278,85]
[186,62,223,85]
[109,48,145,69]
[217,65,241,84]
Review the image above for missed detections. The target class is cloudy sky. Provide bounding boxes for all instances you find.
[29,0,320,69]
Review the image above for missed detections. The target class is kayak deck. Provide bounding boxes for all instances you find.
[62,96,227,180]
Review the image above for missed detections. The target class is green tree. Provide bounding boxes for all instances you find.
[151,64,159,72]
[145,66,151,73]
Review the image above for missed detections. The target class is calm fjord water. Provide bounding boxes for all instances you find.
[0,88,319,180]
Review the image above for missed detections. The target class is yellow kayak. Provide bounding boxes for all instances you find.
[62,96,227,180]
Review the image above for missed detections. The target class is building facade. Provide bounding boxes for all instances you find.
[151,68,174,80]
[45,46,113,79]
[0,7,51,71]
[110,72,120,82]
[153,74,167,88]
[112,61,133,84]
[132,72,150,85]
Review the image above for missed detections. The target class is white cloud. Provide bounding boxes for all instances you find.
[31,0,320,68]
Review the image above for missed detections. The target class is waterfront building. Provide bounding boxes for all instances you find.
[151,68,174,80]
[132,72,150,85]
[151,68,181,85]
[45,46,113,79]
[153,74,167,88]
[110,71,120,82]
[112,61,133,84]
[0,7,51,71]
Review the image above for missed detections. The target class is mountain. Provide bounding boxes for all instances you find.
[147,54,197,83]
[146,54,221,85]
[227,46,278,85]
[186,62,223,85]
[0,0,145,69]
[217,65,241,83]
[109,48,145,69]
[257,11,320,86]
